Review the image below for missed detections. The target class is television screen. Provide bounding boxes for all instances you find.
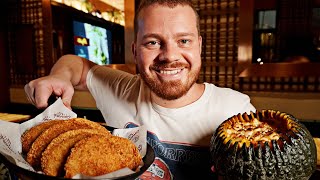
[73,20,112,65]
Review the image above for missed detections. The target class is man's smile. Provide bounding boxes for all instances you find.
[159,68,182,75]
[153,68,185,81]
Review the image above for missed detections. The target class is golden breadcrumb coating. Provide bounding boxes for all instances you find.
[64,135,142,178]
[21,120,60,153]
[41,129,111,176]
[26,118,109,168]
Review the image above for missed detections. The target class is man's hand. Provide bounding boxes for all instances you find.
[24,75,74,109]
[24,54,93,109]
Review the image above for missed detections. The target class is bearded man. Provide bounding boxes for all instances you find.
[25,0,255,179]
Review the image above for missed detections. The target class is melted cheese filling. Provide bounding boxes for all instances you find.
[224,118,281,143]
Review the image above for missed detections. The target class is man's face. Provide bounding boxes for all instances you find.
[133,4,202,100]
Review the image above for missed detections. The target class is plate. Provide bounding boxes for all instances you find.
[0,125,155,180]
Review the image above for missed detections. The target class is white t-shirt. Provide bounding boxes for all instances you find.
[87,65,256,180]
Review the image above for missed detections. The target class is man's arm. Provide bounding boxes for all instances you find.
[24,54,96,109]
[49,54,95,90]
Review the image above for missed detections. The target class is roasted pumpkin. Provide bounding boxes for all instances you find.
[210,110,317,180]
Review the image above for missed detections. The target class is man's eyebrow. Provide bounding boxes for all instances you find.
[142,32,197,40]
[142,33,162,40]
[175,32,197,37]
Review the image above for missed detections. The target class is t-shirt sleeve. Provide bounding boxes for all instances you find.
[86,65,140,111]
[229,91,256,115]
[214,86,256,118]
[237,93,256,114]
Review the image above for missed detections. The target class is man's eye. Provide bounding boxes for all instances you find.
[148,41,158,45]
[180,39,191,45]
[181,39,189,43]
[144,41,161,48]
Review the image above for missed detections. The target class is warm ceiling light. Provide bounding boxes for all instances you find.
[99,0,124,11]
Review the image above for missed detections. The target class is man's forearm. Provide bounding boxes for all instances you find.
[49,54,93,90]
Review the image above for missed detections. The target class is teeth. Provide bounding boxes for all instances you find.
[159,69,181,75]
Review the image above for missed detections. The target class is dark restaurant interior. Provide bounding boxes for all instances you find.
[0,0,320,179]
[1,0,320,130]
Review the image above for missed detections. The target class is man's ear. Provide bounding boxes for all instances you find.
[131,42,137,63]
[198,35,202,54]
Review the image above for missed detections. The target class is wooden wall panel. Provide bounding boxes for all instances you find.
[193,0,240,89]
[7,0,51,87]
[193,0,320,92]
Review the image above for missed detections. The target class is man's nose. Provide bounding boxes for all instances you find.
[159,43,181,62]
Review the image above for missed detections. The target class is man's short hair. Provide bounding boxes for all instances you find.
[134,0,200,41]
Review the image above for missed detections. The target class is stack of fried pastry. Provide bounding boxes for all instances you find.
[21,118,142,178]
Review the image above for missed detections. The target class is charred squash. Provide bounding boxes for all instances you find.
[210,110,317,180]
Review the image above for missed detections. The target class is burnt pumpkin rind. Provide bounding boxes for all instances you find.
[210,110,317,180]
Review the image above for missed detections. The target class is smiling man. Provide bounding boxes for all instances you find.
[134,2,203,106]
[25,0,255,179]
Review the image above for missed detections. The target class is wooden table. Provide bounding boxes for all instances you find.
[0,112,31,123]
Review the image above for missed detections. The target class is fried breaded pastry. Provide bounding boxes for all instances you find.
[41,129,111,176]
[27,118,108,168]
[21,120,60,153]
[64,135,142,178]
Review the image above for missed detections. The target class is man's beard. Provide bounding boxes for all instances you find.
[139,62,200,100]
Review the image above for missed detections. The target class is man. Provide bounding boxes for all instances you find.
[25,0,255,179]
